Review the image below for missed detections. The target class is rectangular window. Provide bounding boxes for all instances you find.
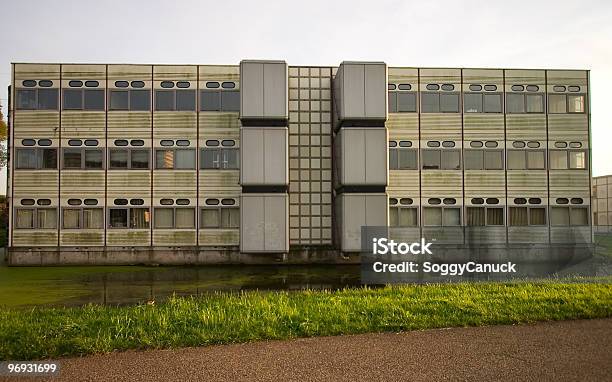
[550,150,568,169]
[529,207,546,225]
[509,206,528,226]
[200,149,239,169]
[16,148,57,170]
[569,151,586,169]
[548,94,566,113]
[506,93,525,113]
[388,92,417,113]
[16,89,59,110]
[221,208,240,228]
[220,91,240,111]
[423,207,460,226]
[484,150,503,170]
[570,207,588,226]
[389,207,418,227]
[83,208,104,229]
[109,89,150,111]
[487,208,504,225]
[421,93,439,113]
[155,90,174,111]
[200,207,239,228]
[422,149,440,169]
[63,89,104,110]
[423,207,442,226]
[464,150,484,170]
[155,90,196,111]
[156,149,196,169]
[526,94,544,113]
[131,149,150,169]
[441,150,460,170]
[439,93,459,112]
[551,206,570,226]
[201,208,219,228]
[108,208,149,229]
[63,209,81,229]
[507,150,526,170]
[154,207,195,229]
[389,148,417,170]
[15,209,35,229]
[63,89,83,109]
[443,207,461,226]
[109,149,129,169]
[526,150,545,169]
[62,148,103,169]
[483,94,502,113]
[567,95,585,113]
[466,207,485,226]
[200,91,220,111]
[37,208,57,229]
[177,90,196,111]
[464,93,482,113]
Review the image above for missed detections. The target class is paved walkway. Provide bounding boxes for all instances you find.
[11,318,612,382]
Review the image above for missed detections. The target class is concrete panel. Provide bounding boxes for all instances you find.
[240,60,287,120]
[343,64,365,119]
[337,128,387,186]
[240,127,288,186]
[240,194,288,253]
[335,62,387,123]
[365,64,387,118]
[365,129,387,184]
[337,193,387,252]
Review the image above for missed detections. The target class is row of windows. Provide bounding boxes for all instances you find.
[21,80,238,89]
[15,89,240,112]
[389,140,582,149]
[388,148,587,170]
[14,207,239,230]
[15,148,240,170]
[388,197,582,206]
[20,139,237,148]
[387,91,585,114]
[19,198,238,207]
[388,206,589,227]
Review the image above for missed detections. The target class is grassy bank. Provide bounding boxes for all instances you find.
[1,282,612,360]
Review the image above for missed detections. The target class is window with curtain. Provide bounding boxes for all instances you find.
[486,208,504,225]
[509,207,528,226]
[16,209,34,228]
[529,208,546,225]
[154,208,174,228]
[389,207,418,227]
[176,208,195,228]
[84,208,103,229]
[130,208,150,229]
[37,208,57,229]
[201,209,220,228]
[62,209,81,229]
[466,207,485,226]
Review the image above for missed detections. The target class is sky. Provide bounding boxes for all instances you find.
[1,0,611,192]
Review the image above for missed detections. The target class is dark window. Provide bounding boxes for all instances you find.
[221,82,235,89]
[68,199,82,206]
[114,139,128,146]
[527,141,540,148]
[63,148,82,168]
[155,90,174,111]
[483,94,502,112]
[200,90,220,111]
[176,140,190,147]
[396,92,416,112]
[22,80,36,87]
[221,91,240,111]
[513,141,526,148]
[398,84,411,90]
[464,93,482,113]
[426,84,439,90]
[130,90,150,111]
[21,199,35,205]
[469,84,482,91]
[21,139,36,146]
[109,149,128,169]
[427,141,440,148]
[176,199,190,205]
[421,93,439,113]
[441,84,454,91]
[526,85,539,92]
[131,149,150,169]
[69,80,83,87]
[176,90,196,111]
[16,89,37,109]
[114,199,128,205]
[131,81,145,88]
[130,139,144,146]
[160,199,174,205]
[206,82,220,88]
[38,139,52,146]
[16,148,57,169]
[221,198,235,205]
[130,199,144,206]
[38,80,53,87]
[511,85,524,91]
[553,85,566,92]
[85,149,103,169]
[68,139,82,146]
[160,81,175,88]
[422,93,459,113]
[109,90,129,110]
[200,148,239,169]
[506,93,525,113]
[442,141,455,148]
[388,84,397,90]
[470,141,483,148]
[389,148,417,170]
[85,81,99,87]
[84,199,98,205]
[84,139,99,146]
[221,140,235,147]
[485,141,498,148]
[422,150,440,169]
[160,140,174,146]
[109,208,128,228]
[115,81,129,88]
[568,86,580,92]
[484,85,497,91]
[84,90,105,110]
[37,89,59,110]
[176,81,190,88]
[388,92,397,113]
[37,199,52,206]
[440,94,459,112]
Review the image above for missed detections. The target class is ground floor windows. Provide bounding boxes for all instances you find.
[423,207,461,226]
[550,207,589,226]
[466,207,504,226]
[509,207,546,226]
[201,207,239,228]
[109,208,150,229]
[62,208,104,229]
[15,208,57,229]
[154,208,196,229]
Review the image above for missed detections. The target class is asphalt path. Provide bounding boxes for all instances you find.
[7,318,612,381]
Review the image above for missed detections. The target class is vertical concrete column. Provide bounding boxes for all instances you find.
[333,62,389,252]
[239,60,289,253]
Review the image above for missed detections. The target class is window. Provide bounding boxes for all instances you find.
[63,89,105,110]
[62,148,103,169]
[389,206,418,227]
[15,148,57,169]
[200,207,239,228]
[154,90,196,111]
[109,89,150,111]
[463,93,502,113]
[200,90,240,111]
[109,149,150,169]
[421,149,460,170]
[423,207,461,226]
[62,208,103,229]
[548,94,585,114]
[550,150,587,170]
[200,148,239,169]
[466,207,504,226]
[464,150,503,170]
[389,145,417,170]
[154,208,195,229]
[16,88,58,110]
[509,207,546,226]
[15,208,57,229]
[506,92,544,114]
[388,91,417,112]
[551,206,588,226]
[421,92,460,113]
[507,150,545,170]
[109,208,150,229]
[155,149,196,169]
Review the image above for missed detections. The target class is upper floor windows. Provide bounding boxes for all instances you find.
[155,148,196,169]
[16,148,57,169]
[200,89,240,112]
[388,83,417,113]
[109,89,150,111]
[421,88,460,113]
[464,92,502,113]
[201,140,239,169]
[109,148,150,169]
[548,94,585,114]
[15,208,57,229]
[549,149,587,170]
[63,89,105,110]
[389,140,417,170]
[422,146,461,170]
[507,147,546,170]
[155,89,196,111]
[62,148,103,169]
[506,85,544,113]
[16,88,58,110]
[464,148,504,170]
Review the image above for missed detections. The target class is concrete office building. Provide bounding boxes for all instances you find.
[6,61,592,265]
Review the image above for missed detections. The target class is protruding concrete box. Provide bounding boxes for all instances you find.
[334,62,387,126]
[240,194,289,253]
[335,193,388,252]
[335,127,387,187]
[240,60,288,121]
[240,127,288,186]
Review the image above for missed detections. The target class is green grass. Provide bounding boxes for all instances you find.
[1,282,611,360]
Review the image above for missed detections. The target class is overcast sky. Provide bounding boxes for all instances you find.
[1,0,611,192]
